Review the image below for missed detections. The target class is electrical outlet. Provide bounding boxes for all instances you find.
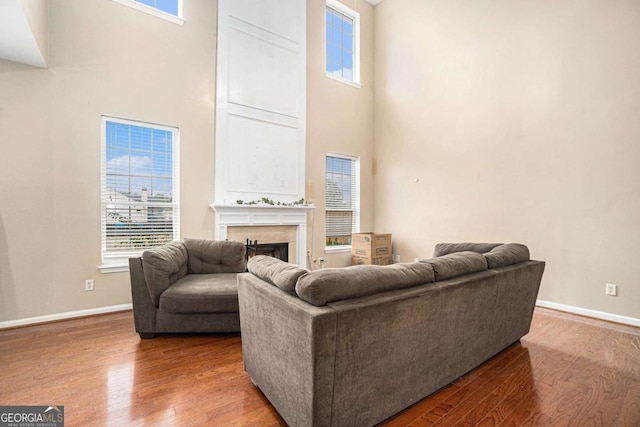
[85,279,94,291]
[393,254,400,263]
[605,283,617,296]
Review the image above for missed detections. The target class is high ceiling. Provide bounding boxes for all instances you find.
[0,0,47,67]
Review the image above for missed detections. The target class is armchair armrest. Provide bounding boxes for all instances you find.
[129,257,157,337]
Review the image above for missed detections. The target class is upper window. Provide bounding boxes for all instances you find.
[135,0,179,16]
[100,116,180,272]
[325,154,360,251]
[326,0,361,86]
[112,0,183,25]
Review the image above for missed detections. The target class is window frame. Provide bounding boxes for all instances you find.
[99,116,180,273]
[111,0,184,25]
[325,0,361,87]
[325,153,361,253]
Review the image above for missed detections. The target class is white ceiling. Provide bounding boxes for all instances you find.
[0,0,47,67]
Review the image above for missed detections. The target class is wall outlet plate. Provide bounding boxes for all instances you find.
[605,283,617,296]
[85,279,94,291]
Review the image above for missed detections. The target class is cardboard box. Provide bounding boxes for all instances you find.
[351,233,392,258]
[351,255,393,266]
[351,233,392,265]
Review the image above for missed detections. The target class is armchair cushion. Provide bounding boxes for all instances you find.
[159,273,240,313]
[183,238,246,274]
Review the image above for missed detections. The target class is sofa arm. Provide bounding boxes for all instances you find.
[238,273,337,427]
[129,257,157,337]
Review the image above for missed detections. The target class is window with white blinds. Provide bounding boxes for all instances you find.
[100,116,180,272]
[325,154,360,249]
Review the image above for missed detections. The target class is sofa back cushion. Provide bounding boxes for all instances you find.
[141,241,188,306]
[484,243,530,268]
[183,238,246,274]
[419,251,488,281]
[433,242,502,257]
[247,255,309,294]
[295,263,435,307]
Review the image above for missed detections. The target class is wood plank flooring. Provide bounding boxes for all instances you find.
[0,307,638,426]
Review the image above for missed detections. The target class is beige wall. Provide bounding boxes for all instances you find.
[373,0,640,319]
[8,0,631,324]
[0,0,374,322]
[0,0,218,322]
[307,0,375,268]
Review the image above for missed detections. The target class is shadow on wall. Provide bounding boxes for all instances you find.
[0,213,16,321]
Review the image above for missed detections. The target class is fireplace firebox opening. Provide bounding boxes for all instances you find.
[245,239,289,263]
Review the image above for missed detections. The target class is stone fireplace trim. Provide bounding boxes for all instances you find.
[210,204,315,267]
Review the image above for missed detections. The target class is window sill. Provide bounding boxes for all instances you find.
[325,246,352,254]
[100,252,142,273]
[99,263,130,274]
[326,73,361,89]
[111,0,184,25]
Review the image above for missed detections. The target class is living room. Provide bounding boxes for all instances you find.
[0,0,638,425]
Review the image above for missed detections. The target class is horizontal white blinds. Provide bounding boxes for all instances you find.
[326,155,358,246]
[101,117,179,258]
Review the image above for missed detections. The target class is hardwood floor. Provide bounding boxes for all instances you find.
[0,307,638,426]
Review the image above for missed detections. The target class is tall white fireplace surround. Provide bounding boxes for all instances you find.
[210,204,315,267]
[213,1,310,266]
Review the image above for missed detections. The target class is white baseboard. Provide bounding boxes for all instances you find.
[3,301,637,330]
[0,303,133,330]
[536,300,640,328]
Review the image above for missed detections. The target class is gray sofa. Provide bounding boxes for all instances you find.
[238,243,545,427]
[128,238,246,338]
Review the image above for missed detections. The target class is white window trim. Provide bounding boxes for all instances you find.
[326,0,361,87]
[325,153,360,252]
[111,0,184,25]
[99,116,181,273]
[325,245,352,254]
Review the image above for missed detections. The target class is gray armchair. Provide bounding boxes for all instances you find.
[128,238,246,338]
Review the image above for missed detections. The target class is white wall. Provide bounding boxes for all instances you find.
[373,0,640,320]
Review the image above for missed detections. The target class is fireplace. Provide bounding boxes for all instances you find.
[210,204,315,267]
[245,239,289,263]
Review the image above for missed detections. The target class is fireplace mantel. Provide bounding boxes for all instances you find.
[209,203,315,267]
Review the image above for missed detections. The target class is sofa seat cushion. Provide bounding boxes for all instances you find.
[419,251,488,281]
[183,238,246,274]
[159,273,239,313]
[295,263,435,307]
[484,243,530,268]
[247,255,309,294]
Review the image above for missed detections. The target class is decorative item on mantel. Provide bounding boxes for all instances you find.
[234,197,312,207]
